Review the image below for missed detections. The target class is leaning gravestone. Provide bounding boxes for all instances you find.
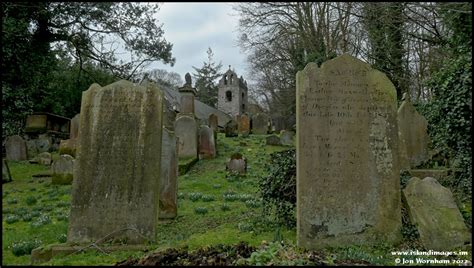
[296,54,401,249]
[397,93,430,169]
[5,135,28,161]
[252,113,269,135]
[159,128,178,219]
[175,115,198,159]
[36,134,52,153]
[238,114,250,136]
[266,135,281,146]
[26,140,39,160]
[403,177,471,250]
[68,80,163,244]
[198,126,216,159]
[51,154,74,185]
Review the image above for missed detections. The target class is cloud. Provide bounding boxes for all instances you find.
[147,3,248,81]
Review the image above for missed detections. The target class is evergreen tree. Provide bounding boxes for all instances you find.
[192,48,223,108]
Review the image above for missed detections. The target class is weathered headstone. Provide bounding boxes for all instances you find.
[5,135,28,161]
[51,154,74,185]
[225,119,238,137]
[26,140,39,160]
[403,177,471,250]
[397,93,430,169]
[252,113,269,135]
[238,114,250,136]
[296,54,401,249]
[266,135,281,146]
[70,114,80,140]
[2,159,12,183]
[271,115,285,133]
[175,115,198,159]
[226,153,246,175]
[59,139,76,157]
[159,128,178,219]
[37,152,52,166]
[198,125,216,159]
[68,80,163,244]
[208,113,218,132]
[36,134,52,153]
[280,130,295,146]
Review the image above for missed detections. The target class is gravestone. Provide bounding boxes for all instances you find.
[252,113,269,135]
[198,126,216,159]
[225,119,238,137]
[70,114,80,140]
[26,140,39,160]
[2,159,12,183]
[403,177,471,250]
[59,139,76,157]
[159,128,178,219]
[37,152,52,166]
[238,114,250,136]
[266,135,281,146]
[5,135,28,161]
[296,54,401,249]
[397,93,430,169]
[271,115,285,133]
[226,153,246,175]
[36,134,52,153]
[51,154,74,185]
[280,130,295,146]
[174,115,198,159]
[208,113,218,132]
[68,80,163,244]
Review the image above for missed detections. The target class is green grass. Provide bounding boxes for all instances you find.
[3,133,471,266]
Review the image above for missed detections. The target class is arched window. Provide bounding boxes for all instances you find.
[230,74,234,84]
[226,91,232,102]
[242,92,245,98]
[242,103,245,111]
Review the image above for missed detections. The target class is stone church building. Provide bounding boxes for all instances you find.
[217,67,248,117]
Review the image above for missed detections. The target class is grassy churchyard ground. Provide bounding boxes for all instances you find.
[2,133,472,266]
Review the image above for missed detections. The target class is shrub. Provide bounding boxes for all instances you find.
[22,214,33,222]
[201,195,215,202]
[57,234,67,243]
[189,192,203,202]
[177,192,186,199]
[194,207,208,215]
[11,239,42,256]
[223,193,239,202]
[6,198,18,204]
[245,199,261,208]
[221,203,231,211]
[5,214,20,224]
[56,212,69,222]
[25,196,37,206]
[30,215,51,228]
[259,149,296,227]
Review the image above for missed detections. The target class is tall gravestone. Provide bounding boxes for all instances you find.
[175,115,198,159]
[252,113,269,135]
[70,114,80,140]
[175,73,198,160]
[159,128,178,219]
[397,93,430,169]
[198,125,216,159]
[5,135,28,161]
[208,113,218,133]
[68,80,163,244]
[238,114,250,136]
[296,54,401,249]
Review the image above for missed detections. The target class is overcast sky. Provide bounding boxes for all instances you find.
[145,2,249,83]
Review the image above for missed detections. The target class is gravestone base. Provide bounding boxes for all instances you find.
[408,169,449,184]
[31,243,150,264]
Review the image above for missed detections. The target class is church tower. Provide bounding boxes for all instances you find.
[217,66,248,117]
